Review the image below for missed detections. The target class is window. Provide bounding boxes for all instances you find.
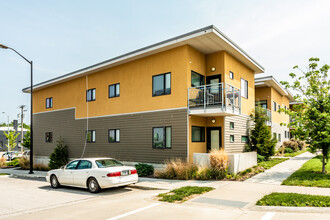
[109,83,120,98]
[153,127,171,149]
[46,97,53,109]
[278,104,281,112]
[230,135,235,143]
[230,122,234,130]
[86,88,96,102]
[241,136,249,143]
[192,126,205,142]
[191,71,205,87]
[256,100,267,110]
[152,72,171,96]
[45,132,53,143]
[241,78,248,98]
[86,130,96,143]
[273,132,277,139]
[0,141,3,148]
[77,160,92,169]
[278,133,281,142]
[66,160,79,170]
[108,129,120,143]
[273,101,277,111]
[229,71,234,80]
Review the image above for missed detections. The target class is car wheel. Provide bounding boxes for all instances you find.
[88,177,100,193]
[50,175,60,188]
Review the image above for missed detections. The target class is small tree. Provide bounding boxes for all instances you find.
[248,105,277,160]
[22,131,31,150]
[48,137,69,169]
[281,58,330,174]
[4,130,19,151]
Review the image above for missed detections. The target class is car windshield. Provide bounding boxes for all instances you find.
[95,159,123,168]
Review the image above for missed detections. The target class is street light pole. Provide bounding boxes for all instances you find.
[0,44,34,174]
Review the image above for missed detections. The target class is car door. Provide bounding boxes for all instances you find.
[58,160,80,185]
[74,160,92,187]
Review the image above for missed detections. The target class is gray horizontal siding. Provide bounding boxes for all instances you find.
[33,108,187,163]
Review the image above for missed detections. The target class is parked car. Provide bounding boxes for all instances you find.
[22,150,30,158]
[46,158,138,193]
[1,151,22,161]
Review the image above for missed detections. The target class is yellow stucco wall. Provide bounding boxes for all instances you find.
[255,87,272,110]
[271,87,290,124]
[33,45,190,118]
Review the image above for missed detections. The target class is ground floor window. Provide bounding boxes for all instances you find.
[86,130,96,143]
[192,126,205,142]
[230,135,235,143]
[45,132,53,143]
[108,129,120,143]
[241,136,248,143]
[153,127,172,149]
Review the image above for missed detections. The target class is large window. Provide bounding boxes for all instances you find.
[86,89,96,102]
[241,78,248,98]
[86,130,96,143]
[108,129,120,143]
[45,132,53,143]
[153,127,171,149]
[192,126,205,142]
[46,97,53,109]
[191,71,205,87]
[152,73,171,96]
[109,83,120,98]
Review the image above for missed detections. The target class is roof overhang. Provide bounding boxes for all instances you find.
[23,25,264,93]
[255,76,295,102]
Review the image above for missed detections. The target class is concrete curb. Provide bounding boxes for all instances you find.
[250,205,330,213]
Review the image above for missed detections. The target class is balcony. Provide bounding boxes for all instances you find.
[188,83,241,116]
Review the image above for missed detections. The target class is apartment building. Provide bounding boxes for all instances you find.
[23,25,264,164]
[255,76,294,147]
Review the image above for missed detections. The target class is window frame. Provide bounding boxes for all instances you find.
[230,135,235,143]
[45,132,53,143]
[108,129,120,143]
[152,126,172,149]
[191,126,205,142]
[240,78,248,99]
[46,97,53,109]
[230,122,234,130]
[86,130,96,143]
[86,88,96,102]
[152,72,171,97]
[109,83,120,98]
[229,71,234,80]
[191,71,205,87]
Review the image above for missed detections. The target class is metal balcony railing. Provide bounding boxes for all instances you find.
[188,82,241,115]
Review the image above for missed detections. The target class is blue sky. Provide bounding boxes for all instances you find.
[1,0,330,124]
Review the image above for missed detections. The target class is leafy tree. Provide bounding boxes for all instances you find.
[247,105,277,160]
[22,131,31,150]
[281,58,330,174]
[48,137,69,169]
[4,130,19,151]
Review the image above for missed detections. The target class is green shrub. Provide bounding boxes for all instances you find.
[6,158,19,167]
[283,139,299,152]
[195,167,213,180]
[48,137,69,170]
[284,148,294,153]
[135,163,154,176]
[257,154,266,162]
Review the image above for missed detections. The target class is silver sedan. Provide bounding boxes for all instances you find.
[46,158,138,193]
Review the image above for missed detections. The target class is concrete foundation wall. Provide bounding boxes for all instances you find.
[271,122,290,149]
[193,151,257,174]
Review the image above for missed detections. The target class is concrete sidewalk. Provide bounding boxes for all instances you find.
[244,151,315,185]
[0,168,47,179]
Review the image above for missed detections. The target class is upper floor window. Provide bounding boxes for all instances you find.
[256,100,267,110]
[109,84,120,98]
[273,101,277,111]
[230,122,234,130]
[45,132,53,143]
[241,78,248,98]
[278,104,281,112]
[229,71,234,80]
[153,73,171,96]
[86,89,96,102]
[86,130,96,143]
[191,71,205,87]
[153,126,172,149]
[46,97,53,109]
[108,129,120,143]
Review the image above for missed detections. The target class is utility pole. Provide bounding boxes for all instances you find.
[18,105,27,154]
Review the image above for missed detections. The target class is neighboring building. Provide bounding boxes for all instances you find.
[23,25,264,164]
[255,76,295,148]
[0,127,28,152]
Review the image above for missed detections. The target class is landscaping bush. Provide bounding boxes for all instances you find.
[283,139,299,152]
[34,163,50,171]
[194,166,213,180]
[155,158,198,180]
[19,156,30,170]
[257,154,265,162]
[284,148,294,153]
[6,158,19,167]
[135,163,154,176]
[209,149,228,179]
[49,138,69,169]
[297,139,306,150]
[0,157,6,168]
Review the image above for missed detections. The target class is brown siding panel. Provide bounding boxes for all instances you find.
[34,108,187,163]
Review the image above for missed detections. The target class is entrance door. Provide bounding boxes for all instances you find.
[207,127,221,152]
[206,75,221,105]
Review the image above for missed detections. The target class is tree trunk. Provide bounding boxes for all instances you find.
[322,149,326,174]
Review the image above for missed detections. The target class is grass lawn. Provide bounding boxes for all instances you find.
[157,186,214,203]
[258,158,289,169]
[284,149,308,157]
[257,192,330,207]
[0,173,9,175]
[282,156,330,188]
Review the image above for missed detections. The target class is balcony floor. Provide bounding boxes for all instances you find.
[189,105,240,116]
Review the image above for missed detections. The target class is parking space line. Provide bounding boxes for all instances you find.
[106,203,161,220]
[260,212,276,220]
